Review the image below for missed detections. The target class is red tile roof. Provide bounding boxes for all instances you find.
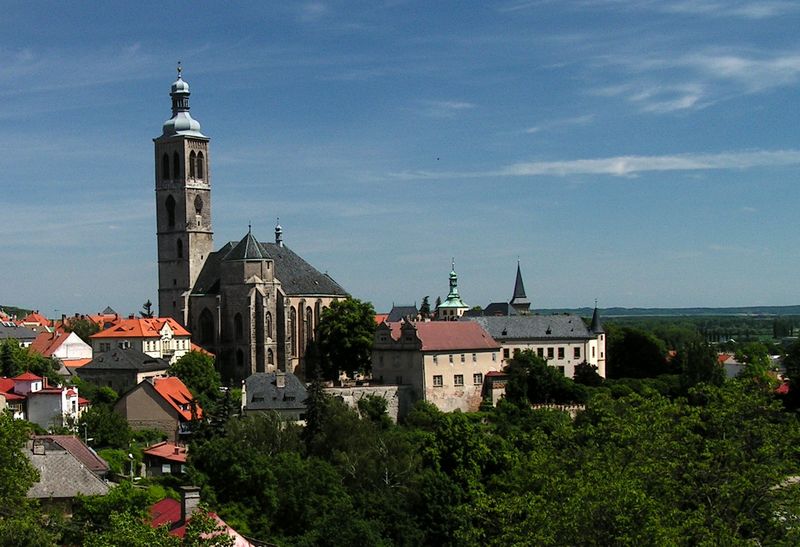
[190,343,214,357]
[30,331,67,357]
[374,314,389,324]
[0,378,14,393]
[386,321,500,351]
[34,435,109,475]
[63,358,92,368]
[20,312,51,327]
[143,441,188,464]
[91,317,191,339]
[152,377,202,421]
[149,498,245,543]
[13,371,43,381]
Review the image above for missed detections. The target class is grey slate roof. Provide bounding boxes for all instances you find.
[464,302,518,317]
[192,240,348,297]
[26,440,109,499]
[224,232,272,261]
[33,435,109,476]
[387,305,419,322]
[243,372,307,412]
[510,262,530,307]
[0,323,38,343]
[468,314,594,341]
[80,348,169,373]
[590,307,605,334]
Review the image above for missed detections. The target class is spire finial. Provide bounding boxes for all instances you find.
[177,61,182,79]
[595,298,598,308]
[451,257,455,270]
[248,222,251,235]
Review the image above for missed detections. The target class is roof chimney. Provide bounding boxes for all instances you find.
[180,486,201,524]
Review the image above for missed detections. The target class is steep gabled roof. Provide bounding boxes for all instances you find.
[243,372,307,412]
[33,435,109,475]
[26,441,109,499]
[385,321,500,351]
[224,231,272,261]
[261,242,348,296]
[13,371,43,381]
[80,348,169,372]
[151,377,202,421]
[387,305,419,322]
[91,317,190,339]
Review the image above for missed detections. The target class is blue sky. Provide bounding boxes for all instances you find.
[2,1,800,317]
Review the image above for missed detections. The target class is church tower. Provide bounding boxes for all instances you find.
[155,66,213,325]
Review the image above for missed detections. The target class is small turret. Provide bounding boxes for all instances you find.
[275,218,283,247]
[590,301,604,334]
[509,260,531,314]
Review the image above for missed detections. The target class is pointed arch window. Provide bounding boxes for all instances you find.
[199,308,214,344]
[289,307,297,356]
[166,195,176,228]
[236,349,245,368]
[268,348,274,365]
[172,152,181,179]
[266,311,272,339]
[162,154,170,180]
[176,239,183,258]
[234,313,243,341]
[305,307,313,344]
[194,195,203,214]
[197,152,205,179]
[189,151,196,178]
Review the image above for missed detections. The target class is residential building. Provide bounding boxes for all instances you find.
[372,320,502,412]
[25,436,109,515]
[0,372,88,429]
[29,331,93,369]
[468,308,607,378]
[90,317,191,365]
[241,372,307,421]
[152,69,347,381]
[0,322,39,347]
[114,376,201,441]
[76,348,169,394]
[142,441,188,477]
[32,435,110,478]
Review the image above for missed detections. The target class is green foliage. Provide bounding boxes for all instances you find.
[419,296,431,319]
[71,377,119,406]
[505,350,587,404]
[357,394,392,429]
[675,340,725,391]
[168,351,221,409]
[607,326,672,379]
[0,339,60,384]
[573,360,604,387]
[141,300,154,318]
[82,510,177,547]
[67,481,159,544]
[80,405,133,449]
[64,317,101,344]
[311,297,376,380]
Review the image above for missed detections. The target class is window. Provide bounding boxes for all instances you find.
[460,354,465,363]
[557,366,565,375]
[165,195,176,228]
[558,347,565,359]
[172,151,181,179]
[473,373,483,385]
[236,349,244,367]
[592,346,596,358]
[547,347,554,359]
[396,376,403,384]
[162,464,172,474]
[537,347,544,357]
[176,239,183,258]
[433,375,443,387]
[189,151,196,178]
[472,353,477,362]
[289,307,297,356]
[492,352,497,362]
[503,348,510,359]
[266,312,272,339]
[234,313,243,341]
[194,195,203,214]
[199,308,214,344]
[454,374,464,386]
[574,347,581,359]
[267,348,274,365]
[449,354,453,363]
[433,355,438,364]
[197,152,205,179]
[162,153,170,179]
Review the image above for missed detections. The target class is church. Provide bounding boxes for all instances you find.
[154,68,348,380]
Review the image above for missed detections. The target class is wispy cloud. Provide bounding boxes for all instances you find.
[298,2,329,22]
[417,100,476,118]
[388,149,800,180]
[523,0,800,19]
[524,114,594,134]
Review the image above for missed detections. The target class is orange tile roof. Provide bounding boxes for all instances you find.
[190,343,214,357]
[91,317,191,339]
[386,321,501,351]
[62,358,92,368]
[152,377,202,421]
[29,331,68,357]
[374,314,389,324]
[143,441,188,464]
[20,312,51,327]
[13,371,43,381]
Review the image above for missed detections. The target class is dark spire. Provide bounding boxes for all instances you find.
[590,301,604,334]
[509,260,531,313]
[225,230,271,261]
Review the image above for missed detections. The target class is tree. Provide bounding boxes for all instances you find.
[0,339,60,384]
[141,300,154,318]
[314,298,376,381]
[675,340,724,390]
[735,341,774,383]
[168,351,221,409]
[80,405,132,449]
[505,350,586,405]
[573,361,604,387]
[419,296,431,319]
[606,326,671,379]
[65,317,101,344]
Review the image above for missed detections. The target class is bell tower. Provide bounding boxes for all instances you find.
[155,65,213,325]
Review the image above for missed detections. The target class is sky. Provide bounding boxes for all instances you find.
[2,0,800,318]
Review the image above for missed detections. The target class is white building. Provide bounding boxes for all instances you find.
[90,317,191,365]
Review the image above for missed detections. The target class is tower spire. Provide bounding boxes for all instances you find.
[509,260,531,314]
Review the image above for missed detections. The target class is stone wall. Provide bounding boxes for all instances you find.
[324,385,417,422]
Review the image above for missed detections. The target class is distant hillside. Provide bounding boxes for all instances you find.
[0,305,33,319]
[536,305,800,318]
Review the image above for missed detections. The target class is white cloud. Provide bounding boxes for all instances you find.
[417,100,477,118]
[524,114,594,134]
[388,149,800,180]
[298,2,329,22]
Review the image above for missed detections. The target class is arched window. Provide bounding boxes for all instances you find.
[266,311,272,339]
[176,239,183,258]
[267,348,274,365]
[234,313,243,341]
[194,195,203,214]
[197,152,205,179]
[165,195,176,228]
[162,154,170,180]
[289,307,297,356]
[189,151,196,178]
[172,152,181,179]
[199,308,214,345]
[236,349,244,368]
[305,307,313,344]
[315,300,322,327]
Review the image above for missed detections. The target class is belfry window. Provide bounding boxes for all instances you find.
[176,239,183,258]
[194,195,203,214]
[234,313,243,341]
[166,195,176,228]
[189,151,196,178]
[162,154,170,180]
[172,152,181,179]
[197,152,205,179]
